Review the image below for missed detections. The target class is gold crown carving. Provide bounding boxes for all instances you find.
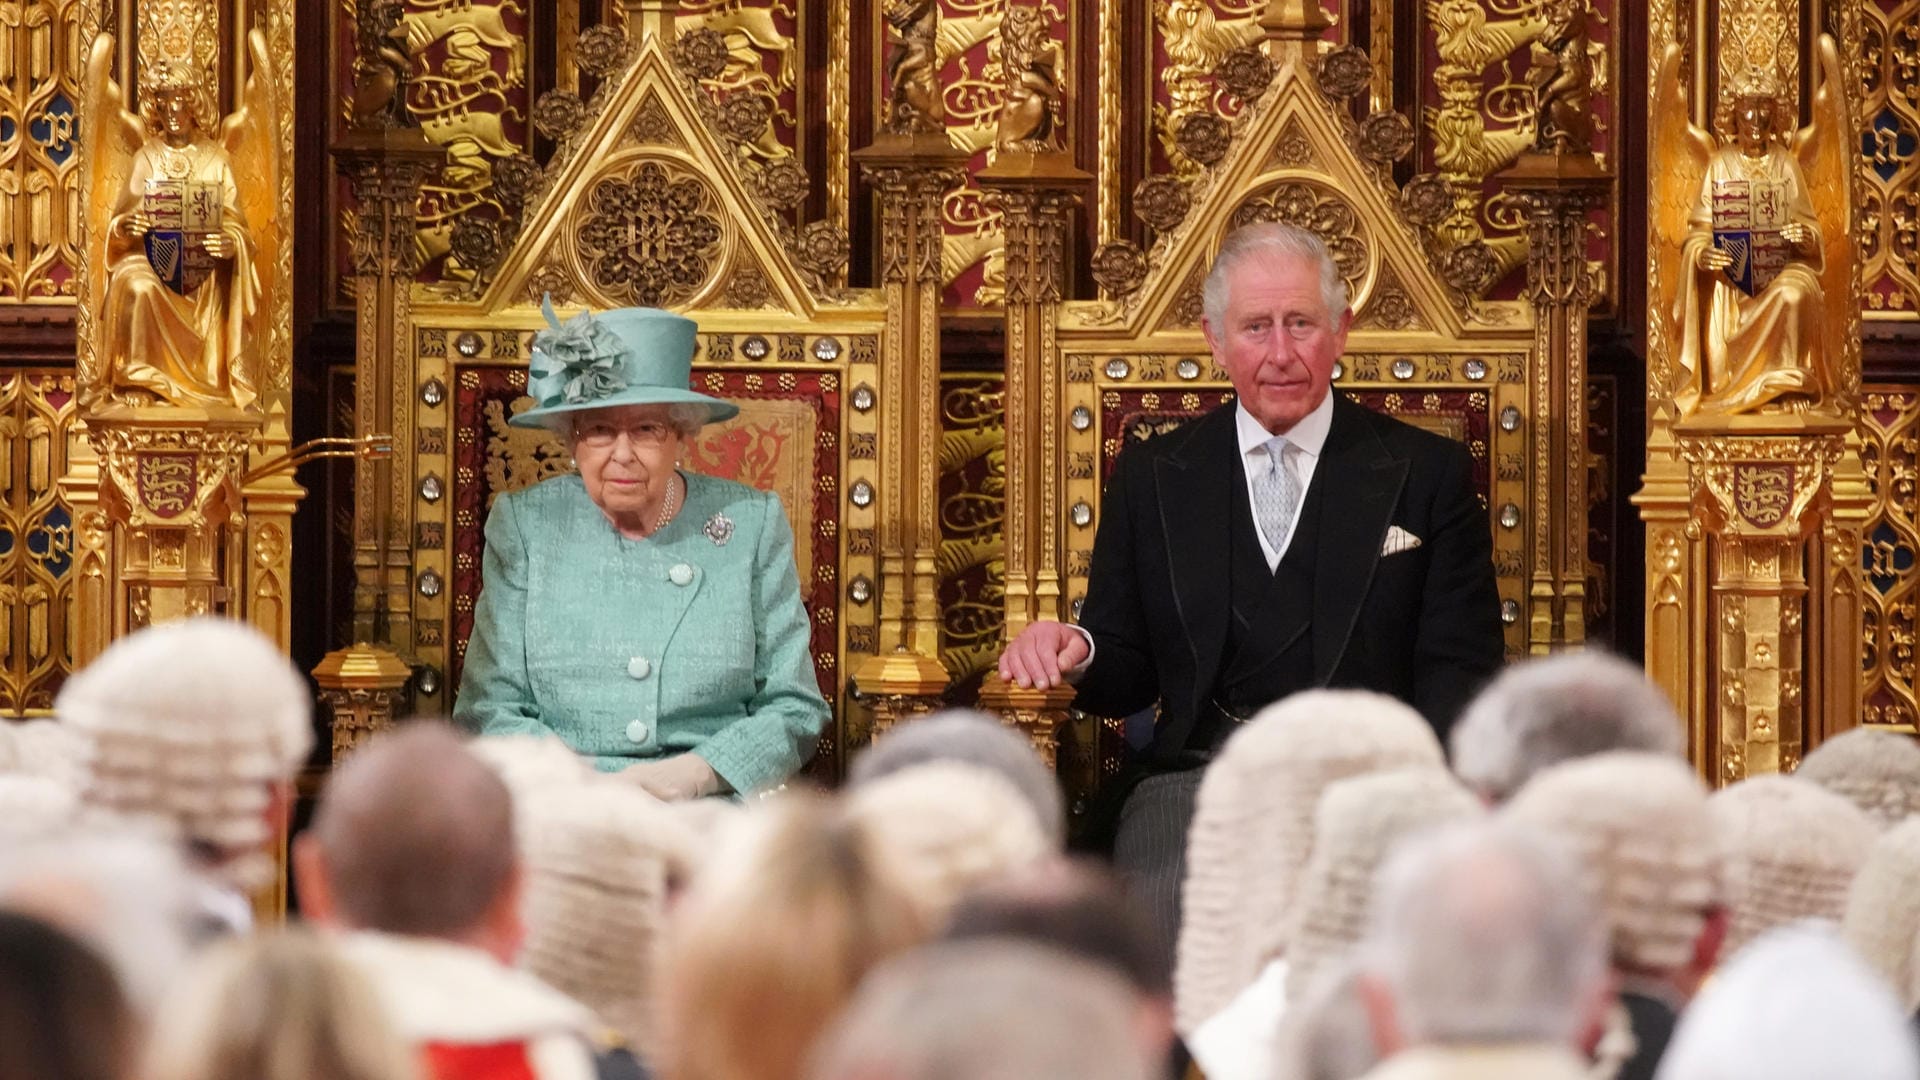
[136,0,219,99]
[1728,63,1786,102]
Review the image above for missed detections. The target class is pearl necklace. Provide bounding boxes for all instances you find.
[653,472,681,534]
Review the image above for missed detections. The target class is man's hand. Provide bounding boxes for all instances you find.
[1697,246,1734,271]
[620,753,722,801]
[997,620,1090,690]
[118,212,154,239]
[200,232,232,259]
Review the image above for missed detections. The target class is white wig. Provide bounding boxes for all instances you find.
[1711,775,1876,958]
[1502,752,1719,973]
[1841,816,1920,1012]
[1175,689,1443,1033]
[1450,650,1685,801]
[56,617,313,889]
[1796,727,1920,830]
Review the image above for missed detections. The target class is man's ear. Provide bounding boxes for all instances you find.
[291,833,337,925]
[1356,973,1406,1057]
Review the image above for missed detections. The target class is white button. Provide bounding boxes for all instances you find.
[625,719,650,744]
[669,563,694,586]
[627,656,652,679]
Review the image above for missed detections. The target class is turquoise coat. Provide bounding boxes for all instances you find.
[452,472,830,795]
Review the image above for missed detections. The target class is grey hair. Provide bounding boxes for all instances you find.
[809,941,1155,1080]
[1201,222,1350,331]
[563,401,709,441]
[1655,925,1920,1080]
[1450,651,1685,802]
[1359,820,1607,1048]
[850,709,1066,845]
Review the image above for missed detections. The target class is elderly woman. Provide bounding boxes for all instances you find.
[454,301,829,800]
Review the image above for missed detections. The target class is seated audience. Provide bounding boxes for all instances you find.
[516,779,694,1064]
[1191,768,1482,1080]
[0,830,199,1013]
[145,925,416,1080]
[55,617,312,921]
[1503,753,1723,1080]
[1449,652,1685,802]
[1351,821,1612,1080]
[809,941,1156,1080]
[1654,926,1920,1080]
[841,761,1052,923]
[0,911,134,1080]
[1795,726,1920,829]
[1710,774,1875,957]
[1843,817,1920,1019]
[1177,690,1445,1035]
[660,793,927,1080]
[942,860,1175,1061]
[850,708,1066,844]
[294,723,634,1080]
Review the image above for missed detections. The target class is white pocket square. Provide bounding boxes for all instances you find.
[1381,526,1423,555]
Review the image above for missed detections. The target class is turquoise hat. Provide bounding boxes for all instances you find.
[510,296,740,431]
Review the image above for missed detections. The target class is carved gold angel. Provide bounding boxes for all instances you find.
[82,29,281,411]
[1653,38,1852,420]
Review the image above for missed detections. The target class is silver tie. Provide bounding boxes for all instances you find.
[1252,436,1302,553]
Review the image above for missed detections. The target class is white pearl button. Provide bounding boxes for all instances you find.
[625,719,650,744]
[627,656,652,679]
[669,563,694,586]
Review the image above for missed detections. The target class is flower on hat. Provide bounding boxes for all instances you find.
[529,306,629,408]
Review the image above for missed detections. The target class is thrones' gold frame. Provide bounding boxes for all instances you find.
[396,8,890,770]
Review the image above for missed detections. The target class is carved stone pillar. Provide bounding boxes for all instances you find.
[847,1,968,724]
[314,642,414,762]
[332,129,441,652]
[1673,416,1859,783]
[1497,154,1609,652]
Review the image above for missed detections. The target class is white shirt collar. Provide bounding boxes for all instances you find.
[1234,389,1334,460]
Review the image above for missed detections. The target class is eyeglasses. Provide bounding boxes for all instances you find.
[575,420,678,449]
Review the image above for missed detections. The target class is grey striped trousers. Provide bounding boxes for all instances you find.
[1111,769,1205,969]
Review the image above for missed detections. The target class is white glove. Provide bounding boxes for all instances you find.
[620,753,724,801]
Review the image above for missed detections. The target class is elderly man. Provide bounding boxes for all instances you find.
[997,222,1502,939]
[1352,821,1612,1080]
[294,723,637,1080]
[1449,651,1686,802]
